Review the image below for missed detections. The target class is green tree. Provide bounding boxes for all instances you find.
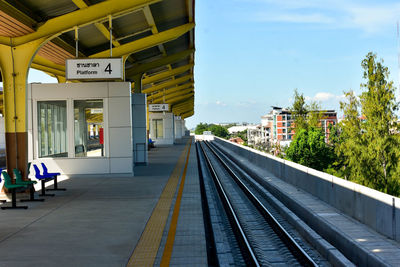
[195,123,209,135]
[290,89,308,131]
[209,124,229,139]
[286,127,334,171]
[331,91,363,180]
[286,89,332,170]
[335,52,400,195]
[307,102,325,129]
[289,89,324,133]
[230,130,248,143]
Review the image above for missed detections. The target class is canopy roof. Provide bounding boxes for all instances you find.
[0,0,195,118]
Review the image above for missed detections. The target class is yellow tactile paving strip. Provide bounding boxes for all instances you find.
[160,140,192,266]
[127,138,191,267]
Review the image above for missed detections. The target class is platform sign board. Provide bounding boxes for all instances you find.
[149,104,169,112]
[91,108,103,114]
[174,116,181,120]
[66,58,123,80]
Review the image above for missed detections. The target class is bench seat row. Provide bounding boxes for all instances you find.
[0,163,66,210]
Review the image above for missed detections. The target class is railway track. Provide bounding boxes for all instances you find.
[197,140,325,266]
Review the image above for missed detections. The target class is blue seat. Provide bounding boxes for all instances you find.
[34,163,66,193]
[40,163,65,191]
[33,164,55,197]
[33,164,54,180]
[41,163,61,177]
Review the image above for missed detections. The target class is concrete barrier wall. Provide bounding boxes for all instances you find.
[213,137,400,242]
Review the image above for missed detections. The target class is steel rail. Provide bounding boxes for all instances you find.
[198,141,260,267]
[195,142,219,267]
[204,141,318,267]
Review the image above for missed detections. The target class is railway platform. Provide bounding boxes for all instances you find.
[0,136,399,266]
[0,136,206,267]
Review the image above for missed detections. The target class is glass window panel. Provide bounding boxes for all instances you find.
[37,101,67,158]
[151,119,163,139]
[74,99,104,157]
[156,119,163,138]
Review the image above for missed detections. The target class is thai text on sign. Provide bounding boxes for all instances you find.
[66,58,123,80]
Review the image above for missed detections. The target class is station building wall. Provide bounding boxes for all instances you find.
[28,82,132,175]
[174,117,183,139]
[149,112,174,145]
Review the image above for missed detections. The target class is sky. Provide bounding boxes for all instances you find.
[2,0,399,130]
[185,0,400,129]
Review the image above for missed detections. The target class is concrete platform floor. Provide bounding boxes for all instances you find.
[0,136,206,267]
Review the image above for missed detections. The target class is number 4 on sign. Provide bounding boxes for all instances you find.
[105,63,112,74]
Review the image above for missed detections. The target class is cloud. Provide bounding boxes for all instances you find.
[247,0,400,34]
[215,100,227,106]
[306,92,345,102]
[257,13,334,24]
[345,5,400,34]
[235,100,260,107]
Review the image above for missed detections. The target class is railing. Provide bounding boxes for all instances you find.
[213,137,400,242]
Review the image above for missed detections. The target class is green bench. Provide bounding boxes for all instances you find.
[13,169,45,202]
[1,171,28,210]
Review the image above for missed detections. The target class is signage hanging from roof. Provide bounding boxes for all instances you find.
[149,104,169,112]
[66,58,123,80]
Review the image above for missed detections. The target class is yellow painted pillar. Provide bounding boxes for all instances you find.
[131,73,150,140]
[0,39,44,178]
[132,73,143,93]
[56,75,66,83]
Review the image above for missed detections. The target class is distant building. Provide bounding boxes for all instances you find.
[229,137,244,145]
[253,106,337,145]
[246,124,263,146]
[228,125,249,134]
[227,124,257,134]
[218,122,238,127]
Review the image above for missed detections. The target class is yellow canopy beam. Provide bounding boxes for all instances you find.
[166,93,194,105]
[30,63,65,77]
[152,88,193,104]
[147,83,193,101]
[90,23,194,58]
[31,55,66,76]
[28,29,194,80]
[72,0,123,47]
[173,100,194,113]
[181,110,194,119]
[0,0,161,46]
[142,64,194,85]
[173,98,193,108]
[126,48,194,77]
[172,97,194,111]
[174,106,193,115]
[33,55,65,72]
[142,74,192,94]
[142,5,169,65]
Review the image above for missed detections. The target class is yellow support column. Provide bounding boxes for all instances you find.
[132,73,143,93]
[0,38,44,178]
[56,75,66,83]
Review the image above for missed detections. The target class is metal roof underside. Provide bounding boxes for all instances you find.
[0,0,195,118]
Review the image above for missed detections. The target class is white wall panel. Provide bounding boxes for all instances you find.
[109,127,132,157]
[108,97,131,127]
[29,82,132,175]
[110,157,133,173]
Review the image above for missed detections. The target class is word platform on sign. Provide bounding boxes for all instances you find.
[66,58,123,80]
